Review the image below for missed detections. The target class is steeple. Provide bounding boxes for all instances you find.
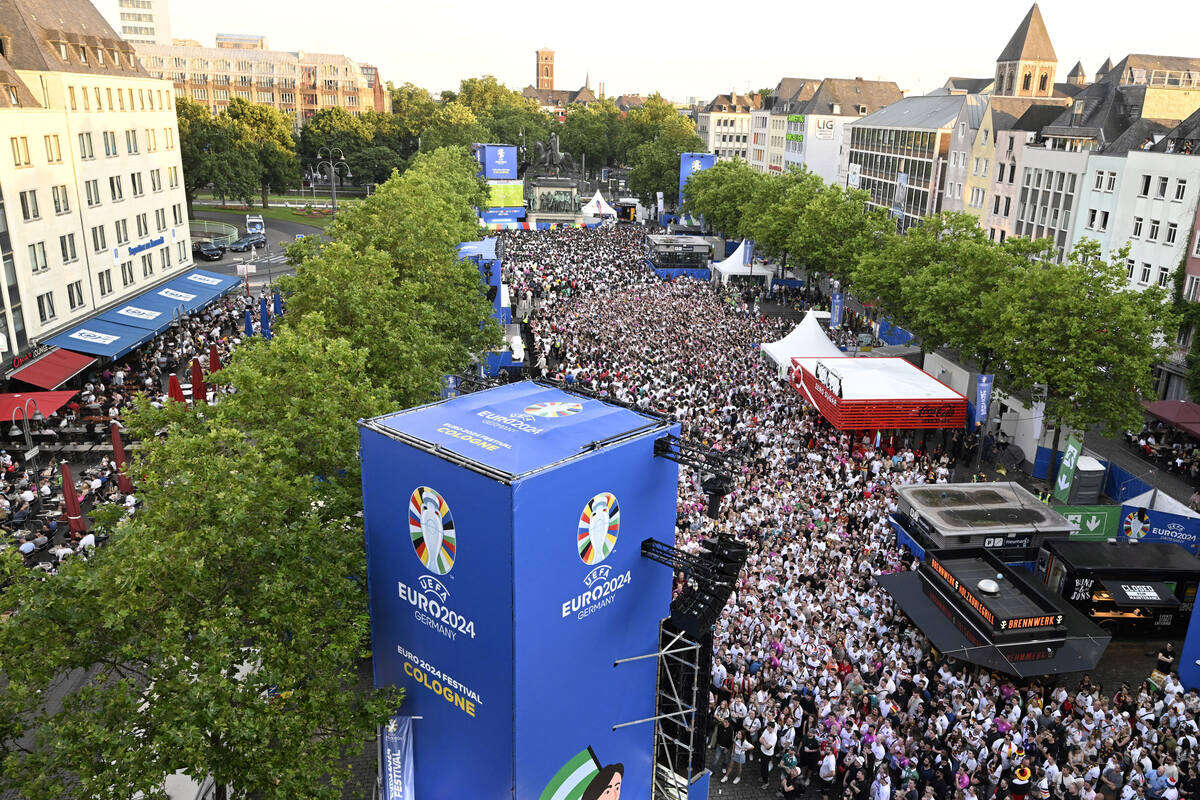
[1067,61,1087,87]
[993,3,1058,98]
[585,71,590,90]
[1096,57,1113,83]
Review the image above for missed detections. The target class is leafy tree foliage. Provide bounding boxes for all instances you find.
[681,159,763,237]
[225,98,300,207]
[176,97,258,213]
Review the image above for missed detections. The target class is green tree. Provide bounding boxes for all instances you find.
[790,184,890,282]
[225,98,300,208]
[176,97,257,214]
[999,238,1176,481]
[739,167,823,263]
[682,159,763,238]
[561,100,622,173]
[626,123,704,207]
[299,107,370,166]
[420,102,489,152]
[617,93,695,164]
[346,144,404,186]
[389,82,438,141]
[456,75,526,118]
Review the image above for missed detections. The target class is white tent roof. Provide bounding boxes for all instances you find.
[790,356,964,401]
[581,190,616,217]
[714,240,776,282]
[1125,488,1200,518]
[762,309,843,371]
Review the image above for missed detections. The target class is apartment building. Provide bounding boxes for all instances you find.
[778,78,902,184]
[0,0,191,363]
[133,36,389,126]
[748,79,817,174]
[94,0,172,46]
[695,92,762,161]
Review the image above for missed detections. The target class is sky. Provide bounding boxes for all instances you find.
[159,0,1200,101]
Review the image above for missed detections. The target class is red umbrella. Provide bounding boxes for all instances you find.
[59,460,86,534]
[110,422,134,495]
[208,343,221,375]
[167,374,186,404]
[190,358,205,405]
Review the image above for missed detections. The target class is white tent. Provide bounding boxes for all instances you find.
[581,190,617,218]
[713,240,776,286]
[761,309,843,375]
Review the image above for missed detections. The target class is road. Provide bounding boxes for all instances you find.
[191,210,324,289]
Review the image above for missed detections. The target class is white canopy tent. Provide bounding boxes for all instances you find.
[713,240,776,286]
[581,190,617,218]
[762,309,842,375]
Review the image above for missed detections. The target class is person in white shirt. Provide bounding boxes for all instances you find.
[759,720,778,789]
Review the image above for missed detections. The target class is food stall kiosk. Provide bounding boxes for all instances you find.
[1036,539,1200,634]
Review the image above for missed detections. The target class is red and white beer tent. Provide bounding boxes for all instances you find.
[791,356,967,430]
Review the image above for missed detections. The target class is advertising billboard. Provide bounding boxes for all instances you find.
[487,180,525,209]
[678,152,717,206]
[361,382,679,799]
[474,143,519,180]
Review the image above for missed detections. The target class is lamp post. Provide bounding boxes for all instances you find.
[9,397,43,473]
[312,147,352,217]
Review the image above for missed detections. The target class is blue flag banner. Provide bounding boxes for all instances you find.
[678,152,716,206]
[975,374,994,427]
[381,715,416,800]
[744,241,755,266]
[830,292,844,329]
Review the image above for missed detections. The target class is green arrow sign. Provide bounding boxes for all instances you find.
[1059,504,1121,540]
[1053,434,1083,503]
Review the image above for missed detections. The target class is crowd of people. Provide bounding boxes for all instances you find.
[2,289,271,573]
[499,227,1199,800]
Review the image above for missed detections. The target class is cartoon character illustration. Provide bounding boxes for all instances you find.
[540,747,623,800]
[408,487,456,575]
[578,493,620,565]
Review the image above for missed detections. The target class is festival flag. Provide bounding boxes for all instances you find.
[539,747,601,800]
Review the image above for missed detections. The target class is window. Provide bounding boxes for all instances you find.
[1140,174,1151,196]
[1094,171,1104,190]
[1087,209,1097,229]
[168,166,179,188]
[176,241,187,263]
[103,131,117,157]
[51,185,70,215]
[18,190,38,221]
[1127,259,1136,280]
[125,129,138,154]
[85,179,100,207]
[1099,211,1109,231]
[140,253,153,277]
[1106,172,1116,192]
[98,269,113,297]
[1195,236,1200,257]
[160,246,171,270]
[28,242,47,273]
[1158,176,1169,198]
[171,203,183,225]
[1149,219,1161,240]
[130,172,144,196]
[109,176,124,202]
[150,169,162,193]
[59,233,77,264]
[1159,267,1171,287]
[91,225,107,253]
[1003,197,1011,217]
[78,132,94,159]
[1187,276,1200,302]
[114,218,129,245]
[43,134,62,163]
[1167,223,1179,245]
[993,195,1002,214]
[145,129,157,152]
[120,261,134,286]
[154,208,166,231]
[36,292,55,324]
[1038,74,1048,92]
[67,281,84,310]
[135,213,148,238]
[1022,73,1032,91]
[1140,263,1152,284]
[10,136,30,166]
[1177,179,1188,201]
[1133,217,1144,237]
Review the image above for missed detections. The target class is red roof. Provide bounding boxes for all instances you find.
[0,390,78,421]
[1143,399,1200,438]
[10,348,95,389]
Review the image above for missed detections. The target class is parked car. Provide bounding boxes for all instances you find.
[228,233,267,252]
[192,241,223,261]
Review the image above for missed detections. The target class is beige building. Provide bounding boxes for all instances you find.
[94,0,173,46]
[696,92,763,161]
[132,36,389,126]
[0,0,192,360]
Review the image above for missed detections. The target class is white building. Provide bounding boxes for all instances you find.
[94,0,173,46]
[695,92,761,161]
[782,78,904,185]
[0,0,191,362]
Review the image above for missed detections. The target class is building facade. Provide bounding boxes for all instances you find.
[696,92,762,161]
[782,78,903,184]
[536,49,554,92]
[0,0,191,362]
[94,0,173,46]
[843,94,964,230]
[942,95,988,214]
[133,39,389,125]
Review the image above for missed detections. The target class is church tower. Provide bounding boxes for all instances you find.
[994,4,1058,98]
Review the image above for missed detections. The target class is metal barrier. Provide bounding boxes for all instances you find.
[189,219,239,247]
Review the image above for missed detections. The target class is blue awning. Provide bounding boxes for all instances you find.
[43,318,157,358]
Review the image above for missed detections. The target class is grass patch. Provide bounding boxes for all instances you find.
[198,205,337,230]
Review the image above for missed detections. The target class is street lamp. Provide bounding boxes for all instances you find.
[9,398,43,473]
[312,147,352,217]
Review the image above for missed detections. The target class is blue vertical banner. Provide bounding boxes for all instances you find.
[975,373,994,427]
[381,715,416,800]
[678,152,717,206]
[829,292,844,329]
[474,144,518,180]
[892,171,908,219]
[743,241,755,266]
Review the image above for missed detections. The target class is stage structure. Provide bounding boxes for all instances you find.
[362,380,729,800]
[791,355,967,430]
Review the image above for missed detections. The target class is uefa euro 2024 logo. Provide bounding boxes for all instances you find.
[409,487,456,575]
[578,492,620,565]
[524,400,583,419]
